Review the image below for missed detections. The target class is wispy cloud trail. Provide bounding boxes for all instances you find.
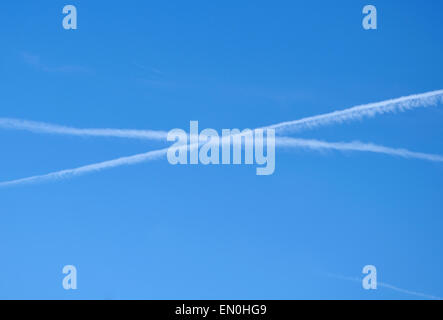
[267,89,443,133]
[1,89,443,186]
[277,137,443,162]
[1,137,442,187]
[327,273,442,300]
[2,89,442,140]
[0,118,168,140]
[0,148,169,187]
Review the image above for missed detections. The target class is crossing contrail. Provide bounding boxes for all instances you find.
[1,137,442,187]
[0,147,169,187]
[0,118,168,140]
[276,137,443,162]
[267,89,443,133]
[326,273,442,300]
[1,89,443,186]
[2,89,443,139]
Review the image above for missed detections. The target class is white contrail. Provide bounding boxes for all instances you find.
[276,137,443,162]
[1,137,442,187]
[0,148,169,187]
[327,273,442,300]
[267,89,443,133]
[1,89,442,186]
[2,89,443,139]
[0,118,168,140]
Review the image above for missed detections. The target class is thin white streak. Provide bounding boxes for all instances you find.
[0,148,168,187]
[2,90,442,140]
[327,273,442,300]
[267,89,443,133]
[2,89,443,187]
[0,118,168,140]
[277,137,443,162]
[1,138,442,187]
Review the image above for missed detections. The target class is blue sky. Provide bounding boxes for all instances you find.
[1,0,443,299]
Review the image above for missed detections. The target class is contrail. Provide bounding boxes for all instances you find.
[2,89,442,139]
[1,89,442,186]
[0,118,168,140]
[267,89,443,133]
[0,148,169,187]
[2,137,442,187]
[327,273,442,300]
[276,137,443,162]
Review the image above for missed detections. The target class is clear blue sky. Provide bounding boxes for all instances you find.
[1,0,443,299]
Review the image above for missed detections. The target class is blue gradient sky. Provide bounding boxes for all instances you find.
[1,0,443,299]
